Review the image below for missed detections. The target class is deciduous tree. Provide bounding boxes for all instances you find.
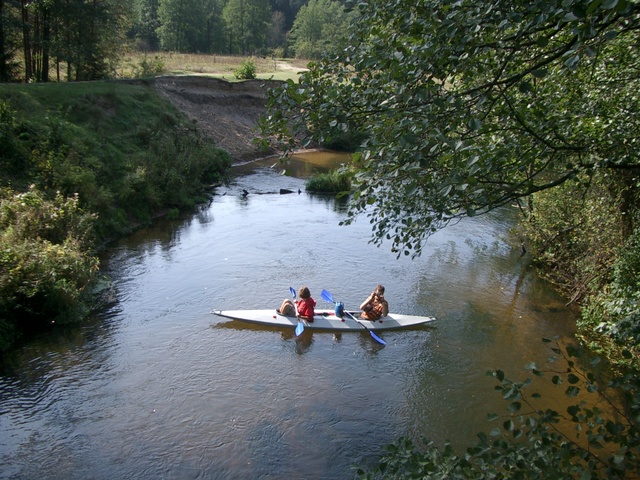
[132,0,160,50]
[158,0,225,53]
[288,0,353,59]
[261,0,640,257]
[222,0,271,54]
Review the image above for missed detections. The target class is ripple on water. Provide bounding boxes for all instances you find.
[0,157,576,479]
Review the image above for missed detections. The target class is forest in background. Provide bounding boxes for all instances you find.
[0,0,352,82]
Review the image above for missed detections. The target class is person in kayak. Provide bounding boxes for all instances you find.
[360,285,389,320]
[279,286,316,322]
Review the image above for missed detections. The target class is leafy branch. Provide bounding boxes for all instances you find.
[357,338,640,479]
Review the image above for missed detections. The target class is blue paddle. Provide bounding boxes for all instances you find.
[320,289,386,345]
[290,287,304,336]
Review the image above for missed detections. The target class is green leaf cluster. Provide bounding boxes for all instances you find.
[0,187,99,351]
[260,0,640,258]
[357,339,640,479]
[234,59,257,80]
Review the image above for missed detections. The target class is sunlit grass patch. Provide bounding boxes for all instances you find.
[306,170,352,194]
[119,52,309,82]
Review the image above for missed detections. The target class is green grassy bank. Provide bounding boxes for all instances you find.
[1,81,231,235]
[0,80,231,351]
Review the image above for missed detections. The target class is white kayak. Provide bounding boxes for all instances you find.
[211,309,436,331]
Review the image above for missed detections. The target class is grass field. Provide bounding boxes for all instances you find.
[118,52,310,81]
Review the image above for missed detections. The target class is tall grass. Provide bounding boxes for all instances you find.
[118,52,309,81]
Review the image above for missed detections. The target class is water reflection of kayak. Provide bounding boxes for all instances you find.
[211,309,435,331]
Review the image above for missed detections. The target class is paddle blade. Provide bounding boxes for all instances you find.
[370,330,387,345]
[321,289,334,304]
[295,321,304,336]
[289,287,296,298]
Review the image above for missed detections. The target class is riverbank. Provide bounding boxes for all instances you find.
[0,79,235,349]
[149,75,286,163]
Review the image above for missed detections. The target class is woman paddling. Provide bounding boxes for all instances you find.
[279,286,316,322]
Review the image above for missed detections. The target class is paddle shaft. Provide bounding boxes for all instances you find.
[320,289,386,345]
[346,311,387,345]
[290,287,304,336]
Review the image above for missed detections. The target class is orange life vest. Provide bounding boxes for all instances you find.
[361,300,387,320]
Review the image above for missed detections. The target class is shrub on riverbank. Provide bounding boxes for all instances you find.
[0,81,231,351]
[234,59,257,80]
[518,171,640,369]
[0,187,99,351]
[306,170,352,194]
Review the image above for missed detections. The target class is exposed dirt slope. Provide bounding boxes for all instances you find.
[151,76,285,163]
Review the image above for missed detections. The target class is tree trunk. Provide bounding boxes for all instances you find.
[41,5,49,82]
[0,0,6,81]
[31,6,39,81]
[613,168,640,239]
[21,0,31,81]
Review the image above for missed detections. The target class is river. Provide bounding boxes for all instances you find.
[0,152,577,479]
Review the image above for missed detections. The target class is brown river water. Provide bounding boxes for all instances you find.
[0,151,577,479]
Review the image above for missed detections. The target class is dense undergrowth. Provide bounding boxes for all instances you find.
[0,81,231,351]
[519,171,640,369]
